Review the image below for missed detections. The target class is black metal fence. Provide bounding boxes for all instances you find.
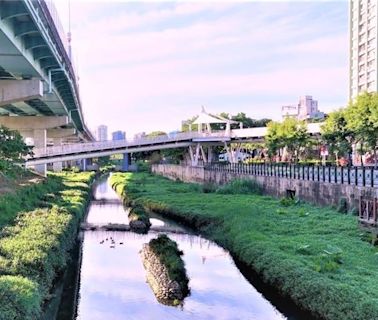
[204,163,378,188]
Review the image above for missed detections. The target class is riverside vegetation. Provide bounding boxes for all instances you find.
[111,177,151,233]
[110,172,378,320]
[0,171,95,320]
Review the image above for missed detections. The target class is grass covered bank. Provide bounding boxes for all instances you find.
[0,171,95,320]
[111,172,378,320]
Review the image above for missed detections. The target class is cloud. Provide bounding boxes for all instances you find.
[62,1,349,135]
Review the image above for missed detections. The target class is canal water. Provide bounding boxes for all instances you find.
[68,176,304,320]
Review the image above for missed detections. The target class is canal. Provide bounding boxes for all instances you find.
[59,175,310,320]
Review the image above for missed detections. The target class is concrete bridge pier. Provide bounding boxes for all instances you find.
[33,129,47,176]
[122,153,131,171]
[188,143,214,166]
[81,158,87,171]
[52,138,63,172]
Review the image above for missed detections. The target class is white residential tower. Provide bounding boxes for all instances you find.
[349,0,378,100]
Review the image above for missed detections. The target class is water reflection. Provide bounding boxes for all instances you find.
[76,231,285,320]
[75,178,287,320]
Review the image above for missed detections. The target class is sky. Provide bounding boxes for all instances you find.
[53,0,349,137]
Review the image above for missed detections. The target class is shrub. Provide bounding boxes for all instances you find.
[0,171,94,319]
[216,178,262,195]
[202,182,217,193]
[313,247,343,273]
[349,206,359,216]
[0,207,76,297]
[136,160,151,172]
[279,197,297,207]
[337,197,348,213]
[0,275,41,320]
[129,205,151,227]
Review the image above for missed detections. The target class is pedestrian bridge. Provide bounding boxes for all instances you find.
[25,123,322,167]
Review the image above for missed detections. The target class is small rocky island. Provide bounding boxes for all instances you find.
[128,205,151,233]
[140,234,190,305]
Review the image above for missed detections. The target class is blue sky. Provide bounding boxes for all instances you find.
[55,1,349,136]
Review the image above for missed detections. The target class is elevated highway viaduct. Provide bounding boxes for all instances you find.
[0,0,94,175]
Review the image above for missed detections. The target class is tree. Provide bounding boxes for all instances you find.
[265,118,311,162]
[345,92,378,165]
[321,109,354,164]
[0,126,31,173]
[281,118,311,161]
[0,126,31,162]
[265,121,284,159]
[147,131,166,137]
[231,113,271,128]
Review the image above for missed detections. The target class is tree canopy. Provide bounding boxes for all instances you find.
[321,109,353,161]
[0,126,31,162]
[322,92,378,164]
[265,118,311,162]
[0,126,31,173]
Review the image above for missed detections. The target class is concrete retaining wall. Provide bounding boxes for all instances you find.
[152,164,378,211]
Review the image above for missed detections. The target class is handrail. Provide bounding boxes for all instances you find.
[31,131,231,158]
[30,124,323,159]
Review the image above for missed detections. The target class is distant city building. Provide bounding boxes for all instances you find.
[282,96,325,121]
[134,132,146,140]
[112,130,126,141]
[349,0,378,100]
[96,125,108,141]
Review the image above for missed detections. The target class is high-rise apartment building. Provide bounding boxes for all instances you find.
[96,125,108,141]
[349,0,378,100]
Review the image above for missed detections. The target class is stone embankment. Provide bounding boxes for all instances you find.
[140,235,189,305]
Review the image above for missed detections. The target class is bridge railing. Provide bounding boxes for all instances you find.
[204,162,378,188]
[31,130,232,158]
[30,125,323,159]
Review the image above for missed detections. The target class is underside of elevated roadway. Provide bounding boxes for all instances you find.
[0,0,95,175]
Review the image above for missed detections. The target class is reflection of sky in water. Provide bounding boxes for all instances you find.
[76,178,286,320]
[93,175,120,200]
[77,230,286,320]
[86,203,128,225]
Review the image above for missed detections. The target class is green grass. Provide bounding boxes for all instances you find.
[110,172,378,320]
[0,171,95,320]
[128,205,151,227]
